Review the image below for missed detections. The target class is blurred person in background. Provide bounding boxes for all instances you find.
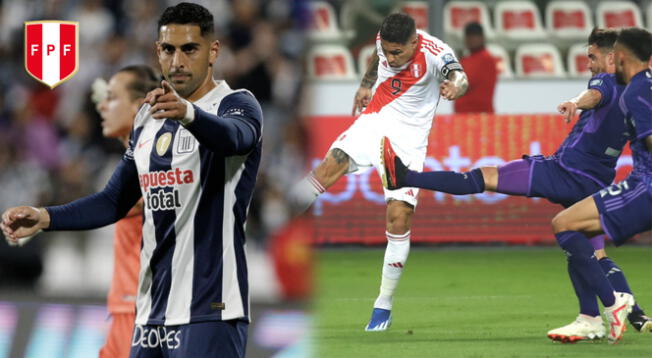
[338,0,396,56]
[453,22,497,114]
[222,0,273,103]
[0,133,47,288]
[94,65,159,358]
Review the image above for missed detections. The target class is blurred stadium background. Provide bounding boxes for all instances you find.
[304,0,652,244]
[0,0,310,357]
[303,0,652,356]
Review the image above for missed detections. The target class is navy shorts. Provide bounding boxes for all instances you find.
[526,155,604,208]
[129,320,248,358]
[593,176,652,246]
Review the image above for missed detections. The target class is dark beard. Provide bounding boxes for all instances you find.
[615,70,626,85]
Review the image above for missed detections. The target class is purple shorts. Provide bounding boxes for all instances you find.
[593,176,652,246]
[525,155,604,208]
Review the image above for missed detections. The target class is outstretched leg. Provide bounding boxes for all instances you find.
[382,137,531,196]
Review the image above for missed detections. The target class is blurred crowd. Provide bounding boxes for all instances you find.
[0,0,309,294]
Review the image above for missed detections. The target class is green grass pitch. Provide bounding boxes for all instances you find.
[314,246,652,358]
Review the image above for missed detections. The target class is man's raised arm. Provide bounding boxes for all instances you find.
[440,69,468,100]
[558,89,603,123]
[352,50,379,115]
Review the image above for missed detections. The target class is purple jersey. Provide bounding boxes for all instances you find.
[619,69,652,181]
[555,73,628,186]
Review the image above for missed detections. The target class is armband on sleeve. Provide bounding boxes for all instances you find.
[441,62,463,78]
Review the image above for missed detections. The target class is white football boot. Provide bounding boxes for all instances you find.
[547,315,605,343]
[604,292,635,344]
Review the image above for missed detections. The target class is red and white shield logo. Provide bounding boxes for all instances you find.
[24,21,79,89]
[410,63,422,78]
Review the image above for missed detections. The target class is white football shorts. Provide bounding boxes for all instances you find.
[328,112,429,207]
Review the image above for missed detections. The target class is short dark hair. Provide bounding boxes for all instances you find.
[464,22,484,37]
[588,28,619,50]
[379,13,416,44]
[158,2,214,37]
[616,27,652,62]
[118,65,160,101]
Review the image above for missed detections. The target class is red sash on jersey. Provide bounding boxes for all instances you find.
[363,34,428,115]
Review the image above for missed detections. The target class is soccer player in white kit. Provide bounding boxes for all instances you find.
[291,13,468,331]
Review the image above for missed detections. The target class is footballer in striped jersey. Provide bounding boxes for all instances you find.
[2,3,261,357]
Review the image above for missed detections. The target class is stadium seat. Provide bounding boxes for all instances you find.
[443,1,495,43]
[307,45,357,81]
[486,43,514,79]
[545,1,593,41]
[567,43,591,78]
[515,43,566,78]
[357,44,376,77]
[596,1,643,29]
[307,1,345,42]
[494,1,546,45]
[400,1,429,31]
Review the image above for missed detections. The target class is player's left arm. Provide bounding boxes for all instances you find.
[558,89,602,123]
[440,70,468,100]
[558,74,615,123]
[436,48,468,100]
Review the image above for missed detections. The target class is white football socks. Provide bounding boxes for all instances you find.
[288,173,325,213]
[374,231,411,310]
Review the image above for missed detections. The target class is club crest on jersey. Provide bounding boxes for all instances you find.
[175,129,195,155]
[410,63,422,78]
[156,133,173,156]
[24,21,79,89]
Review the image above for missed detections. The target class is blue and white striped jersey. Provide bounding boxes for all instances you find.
[127,81,263,325]
[46,80,262,326]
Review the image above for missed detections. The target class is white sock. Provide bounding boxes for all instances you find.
[374,231,410,310]
[288,173,325,213]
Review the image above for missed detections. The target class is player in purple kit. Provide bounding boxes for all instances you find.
[381,28,651,341]
[550,27,652,344]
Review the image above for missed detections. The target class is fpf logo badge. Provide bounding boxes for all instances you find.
[24,21,79,89]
